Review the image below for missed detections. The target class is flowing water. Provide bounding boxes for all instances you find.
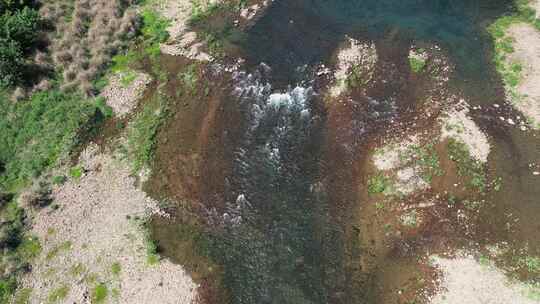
[146,0,540,303]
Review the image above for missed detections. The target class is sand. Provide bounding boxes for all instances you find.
[21,145,198,303]
[101,72,151,118]
[439,101,491,163]
[506,23,540,128]
[430,254,538,304]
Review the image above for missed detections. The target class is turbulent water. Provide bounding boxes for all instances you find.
[148,0,540,303]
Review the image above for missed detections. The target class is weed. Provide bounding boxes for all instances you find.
[367,174,390,195]
[47,284,70,303]
[178,64,200,94]
[410,57,426,73]
[127,94,169,172]
[111,262,121,276]
[375,202,385,211]
[478,255,490,266]
[520,256,540,273]
[69,263,86,277]
[0,90,100,191]
[120,70,137,87]
[91,283,108,304]
[16,236,41,260]
[94,97,113,119]
[400,143,443,183]
[52,175,66,185]
[447,139,486,192]
[13,287,32,304]
[400,210,418,227]
[46,240,72,260]
[140,9,170,58]
[69,166,83,180]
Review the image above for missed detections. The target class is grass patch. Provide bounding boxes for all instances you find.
[400,210,418,227]
[69,263,86,277]
[91,283,108,304]
[140,8,170,58]
[447,139,486,192]
[120,70,138,87]
[409,49,426,73]
[111,262,121,276]
[0,90,101,191]
[0,199,40,303]
[68,166,83,180]
[399,142,443,183]
[16,236,41,261]
[47,285,70,303]
[46,240,72,260]
[52,175,66,185]
[127,94,169,172]
[519,255,540,273]
[487,0,540,109]
[367,174,390,195]
[13,287,32,304]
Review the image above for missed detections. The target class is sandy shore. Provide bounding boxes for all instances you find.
[101,72,151,117]
[21,145,197,303]
[506,23,540,128]
[430,254,537,304]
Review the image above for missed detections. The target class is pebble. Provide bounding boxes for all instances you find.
[533,171,539,175]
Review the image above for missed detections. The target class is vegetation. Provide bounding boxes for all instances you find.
[367,174,390,194]
[0,1,40,87]
[0,90,102,191]
[488,0,540,107]
[111,262,121,276]
[127,94,169,172]
[409,49,427,73]
[91,283,108,304]
[140,8,170,58]
[47,284,70,303]
[0,198,41,303]
[40,0,139,94]
[46,241,72,260]
[399,142,443,183]
[447,139,486,192]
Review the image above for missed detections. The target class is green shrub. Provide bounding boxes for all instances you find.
[140,9,170,57]
[0,7,40,50]
[0,38,23,87]
[0,5,40,87]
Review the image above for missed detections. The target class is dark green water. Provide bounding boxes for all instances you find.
[242,0,515,85]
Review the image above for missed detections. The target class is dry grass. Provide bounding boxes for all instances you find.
[40,0,140,95]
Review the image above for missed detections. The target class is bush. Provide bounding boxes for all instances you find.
[0,7,40,51]
[0,5,40,87]
[0,38,24,87]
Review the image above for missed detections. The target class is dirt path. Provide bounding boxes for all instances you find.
[21,145,198,303]
[506,23,540,127]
